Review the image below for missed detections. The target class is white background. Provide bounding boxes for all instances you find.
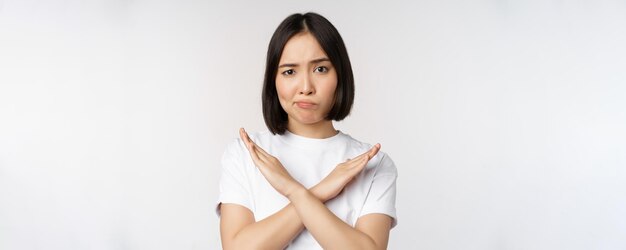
[1,0,625,249]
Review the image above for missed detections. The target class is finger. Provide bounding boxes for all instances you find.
[367,143,381,159]
[346,156,369,173]
[252,143,271,163]
[252,140,271,158]
[239,128,252,148]
[350,144,379,162]
[247,145,262,164]
[240,128,256,146]
[239,128,262,163]
[241,128,261,153]
[240,128,273,164]
[343,155,369,170]
[244,128,254,144]
[344,153,368,164]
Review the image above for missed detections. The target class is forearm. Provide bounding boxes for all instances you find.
[227,186,327,250]
[288,188,380,250]
[226,203,301,249]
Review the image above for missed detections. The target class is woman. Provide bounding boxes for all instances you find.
[216,12,398,249]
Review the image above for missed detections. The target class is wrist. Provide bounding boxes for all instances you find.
[310,183,330,202]
[286,184,310,202]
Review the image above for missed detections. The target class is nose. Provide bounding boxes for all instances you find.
[299,73,315,95]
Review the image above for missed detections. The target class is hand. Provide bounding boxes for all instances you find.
[239,128,304,197]
[313,144,381,202]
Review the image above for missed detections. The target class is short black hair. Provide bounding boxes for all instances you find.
[262,12,355,135]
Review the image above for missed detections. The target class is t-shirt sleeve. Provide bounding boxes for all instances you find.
[358,152,398,228]
[215,139,253,217]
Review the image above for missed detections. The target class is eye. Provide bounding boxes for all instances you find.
[281,69,295,76]
[314,66,328,73]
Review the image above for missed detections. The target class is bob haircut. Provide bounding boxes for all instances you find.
[262,12,355,135]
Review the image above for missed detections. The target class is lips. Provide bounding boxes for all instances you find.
[295,101,317,109]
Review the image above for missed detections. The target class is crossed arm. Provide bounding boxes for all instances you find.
[219,128,392,250]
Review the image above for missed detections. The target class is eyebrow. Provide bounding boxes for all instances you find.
[278,57,330,68]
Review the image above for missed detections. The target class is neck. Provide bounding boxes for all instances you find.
[286,119,337,139]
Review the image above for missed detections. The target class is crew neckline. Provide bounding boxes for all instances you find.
[280,129,347,149]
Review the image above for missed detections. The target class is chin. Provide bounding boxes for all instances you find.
[296,118,322,125]
[292,114,324,125]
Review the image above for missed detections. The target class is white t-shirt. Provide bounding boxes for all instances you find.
[216,130,397,249]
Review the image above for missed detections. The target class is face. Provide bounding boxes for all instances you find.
[276,32,338,129]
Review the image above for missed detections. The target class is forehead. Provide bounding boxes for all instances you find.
[279,32,329,63]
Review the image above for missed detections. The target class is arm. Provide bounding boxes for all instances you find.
[287,177,392,250]
[220,128,352,249]
[219,184,330,250]
[237,128,392,250]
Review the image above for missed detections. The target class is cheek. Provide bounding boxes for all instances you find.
[320,76,338,104]
[275,79,292,105]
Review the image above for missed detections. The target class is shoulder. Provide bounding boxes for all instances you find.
[342,132,398,176]
[246,130,275,145]
[222,130,274,156]
[372,151,398,176]
[341,131,373,152]
[221,130,273,174]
